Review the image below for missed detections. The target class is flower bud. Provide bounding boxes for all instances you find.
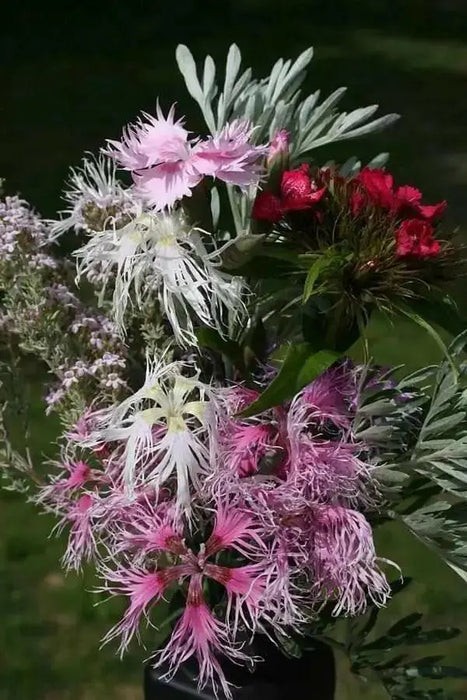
[266,130,290,191]
[267,130,290,168]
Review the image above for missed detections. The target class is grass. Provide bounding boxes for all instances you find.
[1,2,467,697]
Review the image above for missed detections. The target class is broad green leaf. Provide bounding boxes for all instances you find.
[226,254,296,278]
[242,318,267,369]
[387,613,423,637]
[240,344,339,417]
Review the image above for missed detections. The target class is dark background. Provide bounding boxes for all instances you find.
[2,2,467,221]
[1,2,467,698]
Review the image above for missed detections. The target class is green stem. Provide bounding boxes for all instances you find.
[227,184,243,236]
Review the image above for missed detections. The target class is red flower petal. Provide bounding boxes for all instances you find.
[396,185,422,204]
[282,186,327,212]
[252,191,283,222]
[357,168,395,209]
[418,200,447,222]
[395,218,440,259]
[281,163,312,202]
[280,165,326,212]
[350,190,367,217]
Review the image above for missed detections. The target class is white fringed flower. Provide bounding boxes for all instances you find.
[48,154,138,240]
[74,210,245,346]
[80,355,211,513]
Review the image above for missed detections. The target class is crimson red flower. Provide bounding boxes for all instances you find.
[395,218,441,259]
[394,185,446,222]
[352,168,446,224]
[251,191,283,223]
[356,168,394,210]
[280,164,326,210]
[252,163,326,222]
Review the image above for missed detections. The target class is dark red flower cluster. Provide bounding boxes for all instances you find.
[252,164,326,223]
[350,168,446,260]
[351,168,446,224]
[252,161,446,261]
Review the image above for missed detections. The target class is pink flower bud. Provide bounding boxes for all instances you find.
[267,129,290,167]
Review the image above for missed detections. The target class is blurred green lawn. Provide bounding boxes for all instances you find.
[1,2,467,698]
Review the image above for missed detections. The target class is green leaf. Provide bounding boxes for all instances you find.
[395,303,457,376]
[202,55,217,99]
[176,44,204,104]
[406,294,467,339]
[404,628,460,646]
[302,254,336,303]
[242,318,268,369]
[387,613,423,637]
[225,254,297,278]
[196,327,244,371]
[240,344,339,417]
[176,44,216,132]
[405,663,467,680]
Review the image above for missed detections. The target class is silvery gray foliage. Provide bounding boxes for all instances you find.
[404,502,467,583]
[176,44,399,159]
[335,152,390,177]
[357,334,467,583]
[343,578,463,699]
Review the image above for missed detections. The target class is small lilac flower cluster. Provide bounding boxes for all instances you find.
[0,193,128,419]
[0,194,56,269]
[38,358,391,697]
[46,353,126,414]
[44,310,127,415]
[70,314,123,352]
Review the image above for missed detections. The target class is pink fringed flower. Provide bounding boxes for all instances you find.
[226,423,276,477]
[134,160,202,210]
[156,574,247,698]
[101,564,189,652]
[107,105,201,209]
[59,494,96,571]
[205,563,266,632]
[107,107,266,210]
[113,501,186,557]
[38,460,97,506]
[204,504,266,558]
[312,505,391,615]
[299,362,358,429]
[287,438,370,504]
[210,385,282,488]
[106,104,191,172]
[192,120,266,187]
[103,502,268,695]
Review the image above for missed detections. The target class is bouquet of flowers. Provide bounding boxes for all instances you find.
[1,45,466,698]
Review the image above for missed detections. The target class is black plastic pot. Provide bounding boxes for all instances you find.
[144,638,335,699]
